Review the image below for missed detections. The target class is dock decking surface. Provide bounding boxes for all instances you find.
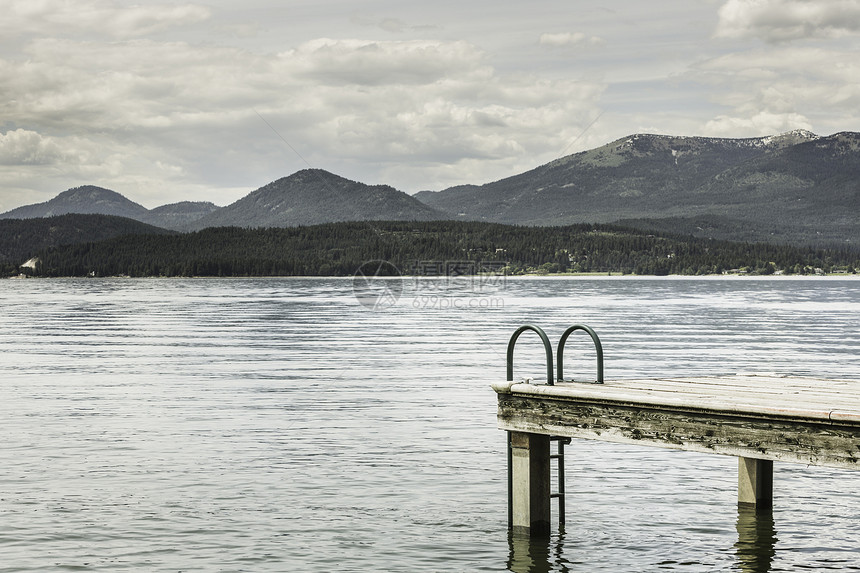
[494,375,860,423]
[494,375,860,469]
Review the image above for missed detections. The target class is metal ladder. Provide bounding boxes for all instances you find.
[549,436,571,526]
[505,323,604,530]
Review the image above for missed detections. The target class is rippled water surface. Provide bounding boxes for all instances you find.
[1,276,858,572]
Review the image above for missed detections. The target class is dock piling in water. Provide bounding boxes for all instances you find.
[738,457,773,510]
[509,431,551,536]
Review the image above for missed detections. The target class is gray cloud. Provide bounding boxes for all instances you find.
[288,38,488,86]
[349,13,441,35]
[715,0,860,43]
[0,0,211,39]
[539,32,604,47]
[0,129,65,165]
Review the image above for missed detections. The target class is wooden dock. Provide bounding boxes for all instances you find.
[494,371,860,535]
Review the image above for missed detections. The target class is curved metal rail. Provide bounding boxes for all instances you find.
[506,324,554,385]
[557,324,604,384]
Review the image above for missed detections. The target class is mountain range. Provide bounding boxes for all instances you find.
[0,172,440,232]
[0,185,220,231]
[2,130,858,247]
[417,129,860,246]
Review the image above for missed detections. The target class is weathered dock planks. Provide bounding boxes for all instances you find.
[495,375,860,467]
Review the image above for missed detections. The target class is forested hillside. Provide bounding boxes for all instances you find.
[0,214,173,271]
[21,220,858,278]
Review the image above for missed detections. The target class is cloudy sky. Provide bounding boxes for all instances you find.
[2,0,860,211]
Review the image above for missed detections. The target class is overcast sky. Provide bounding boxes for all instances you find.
[2,0,860,211]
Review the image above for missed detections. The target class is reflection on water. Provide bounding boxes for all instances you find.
[508,530,571,573]
[735,508,777,573]
[508,509,780,573]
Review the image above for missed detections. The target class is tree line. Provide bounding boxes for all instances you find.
[13,220,859,277]
[0,214,172,267]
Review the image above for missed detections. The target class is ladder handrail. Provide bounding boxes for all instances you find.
[506,324,554,385]
[557,324,604,384]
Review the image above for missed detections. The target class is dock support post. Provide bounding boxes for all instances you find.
[510,431,551,536]
[738,457,773,510]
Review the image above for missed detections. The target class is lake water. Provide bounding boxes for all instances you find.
[1,276,858,572]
